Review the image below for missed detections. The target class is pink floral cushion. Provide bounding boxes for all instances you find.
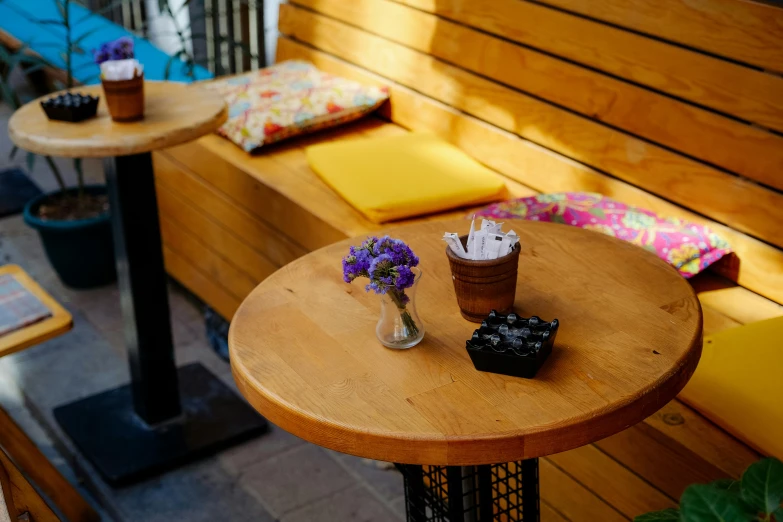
[476,192,732,278]
[202,60,390,153]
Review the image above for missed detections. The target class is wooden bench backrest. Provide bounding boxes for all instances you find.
[276,0,783,305]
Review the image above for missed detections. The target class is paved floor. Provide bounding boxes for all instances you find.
[0,99,406,521]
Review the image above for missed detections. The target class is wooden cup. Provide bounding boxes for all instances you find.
[101,73,144,122]
[445,234,521,322]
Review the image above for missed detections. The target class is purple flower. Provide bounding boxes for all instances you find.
[94,37,134,65]
[395,265,415,290]
[342,236,419,297]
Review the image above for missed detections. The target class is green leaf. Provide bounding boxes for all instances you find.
[711,479,742,496]
[741,458,783,516]
[551,214,566,225]
[588,207,607,219]
[634,509,681,522]
[680,484,756,522]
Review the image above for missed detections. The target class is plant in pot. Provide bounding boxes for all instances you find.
[0,34,116,288]
[636,457,783,522]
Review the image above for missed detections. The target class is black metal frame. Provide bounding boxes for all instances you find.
[53,153,267,486]
[397,459,540,522]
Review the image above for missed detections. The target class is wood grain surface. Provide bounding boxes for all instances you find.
[0,408,97,522]
[291,0,783,190]
[391,0,783,133]
[539,0,783,73]
[0,265,72,358]
[229,220,703,465]
[8,81,227,158]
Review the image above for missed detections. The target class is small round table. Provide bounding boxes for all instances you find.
[230,219,702,521]
[9,82,267,486]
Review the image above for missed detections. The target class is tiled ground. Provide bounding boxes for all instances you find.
[0,99,406,521]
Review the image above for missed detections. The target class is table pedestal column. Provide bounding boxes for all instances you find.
[397,459,540,522]
[53,152,267,487]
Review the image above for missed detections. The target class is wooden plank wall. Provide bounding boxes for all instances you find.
[275,0,783,304]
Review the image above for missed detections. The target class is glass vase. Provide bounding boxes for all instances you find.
[376,267,425,349]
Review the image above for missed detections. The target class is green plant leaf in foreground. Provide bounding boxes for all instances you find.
[741,458,783,516]
[712,479,742,496]
[634,508,681,521]
[680,484,755,522]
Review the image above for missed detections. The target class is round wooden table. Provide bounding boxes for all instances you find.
[230,219,702,521]
[9,82,266,486]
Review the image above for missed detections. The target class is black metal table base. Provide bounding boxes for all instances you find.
[54,363,267,486]
[397,459,540,522]
[51,152,267,486]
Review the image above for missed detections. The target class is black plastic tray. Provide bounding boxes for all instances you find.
[466,310,559,378]
[41,92,99,122]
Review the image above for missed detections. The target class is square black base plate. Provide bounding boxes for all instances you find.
[54,363,268,487]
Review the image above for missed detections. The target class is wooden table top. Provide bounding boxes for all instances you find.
[0,265,72,358]
[8,81,227,158]
[229,220,703,465]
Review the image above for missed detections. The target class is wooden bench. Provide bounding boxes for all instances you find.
[153,0,783,519]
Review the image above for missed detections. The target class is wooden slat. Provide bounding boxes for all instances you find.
[276,37,783,305]
[153,151,309,267]
[0,408,98,522]
[279,4,783,250]
[160,215,258,300]
[546,445,676,516]
[539,0,783,74]
[292,0,783,191]
[539,459,627,522]
[155,173,279,283]
[390,0,783,133]
[645,401,761,481]
[595,421,729,500]
[162,245,241,320]
[0,449,59,522]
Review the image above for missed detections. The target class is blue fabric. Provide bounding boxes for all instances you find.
[0,0,212,84]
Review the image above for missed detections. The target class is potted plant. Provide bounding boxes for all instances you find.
[636,457,782,522]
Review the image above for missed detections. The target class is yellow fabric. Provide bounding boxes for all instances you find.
[680,316,783,460]
[305,133,507,223]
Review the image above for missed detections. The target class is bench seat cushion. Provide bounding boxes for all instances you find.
[680,316,783,460]
[306,132,507,223]
[477,192,732,277]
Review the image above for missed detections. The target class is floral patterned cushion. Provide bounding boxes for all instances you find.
[202,60,389,153]
[476,192,732,278]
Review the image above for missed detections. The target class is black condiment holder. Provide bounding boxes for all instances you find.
[41,92,99,122]
[466,310,559,379]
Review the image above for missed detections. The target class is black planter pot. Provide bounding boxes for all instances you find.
[23,185,116,289]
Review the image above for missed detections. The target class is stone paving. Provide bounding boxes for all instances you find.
[0,101,406,521]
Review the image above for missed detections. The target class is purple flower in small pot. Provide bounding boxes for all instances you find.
[93,37,134,65]
[342,236,420,335]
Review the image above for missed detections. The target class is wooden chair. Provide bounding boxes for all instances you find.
[0,265,98,522]
[1,446,60,522]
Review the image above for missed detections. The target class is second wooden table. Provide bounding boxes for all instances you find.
[9,82,267,486]
[229,219,703,521]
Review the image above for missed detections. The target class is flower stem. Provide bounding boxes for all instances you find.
[388,289,418,336]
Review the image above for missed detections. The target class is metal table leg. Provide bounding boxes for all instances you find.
[53,152,267,486]
[397,459,540,521]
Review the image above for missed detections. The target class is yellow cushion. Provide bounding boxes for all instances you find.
[305,133,507,223]
[680,316,783,459]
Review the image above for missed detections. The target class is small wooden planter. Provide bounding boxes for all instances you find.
[445,234,521,322]
[102,73,144,122]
